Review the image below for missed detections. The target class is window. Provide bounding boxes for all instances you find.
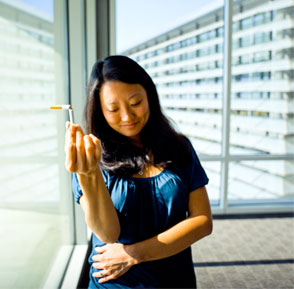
[240,35,251,47]
[229,160,293,205]
[254,31,271,45]
[254,13,264,26]
[116,0,225,206]
[241,17,252,30]
[240,54,251,64]
[216,26,224,37]
[116,0,293,214]
[253,51,271,62]
[231,0,294,206]
[0,0,75,288]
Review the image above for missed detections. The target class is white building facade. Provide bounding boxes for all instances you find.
[123,0,294,204]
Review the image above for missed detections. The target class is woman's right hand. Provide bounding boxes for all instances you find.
[64,122,102,175]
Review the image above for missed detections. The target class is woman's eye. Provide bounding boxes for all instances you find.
[108,108,118,112]
[131,100,142,107]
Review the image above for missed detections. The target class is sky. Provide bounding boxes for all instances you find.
[14,0,222,53]
[6,0,53,17]
[18,0,53,13]
[115,0,222,52]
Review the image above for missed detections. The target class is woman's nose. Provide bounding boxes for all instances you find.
[121,107,134,121]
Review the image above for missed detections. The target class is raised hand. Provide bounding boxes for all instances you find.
[64,122,102,175]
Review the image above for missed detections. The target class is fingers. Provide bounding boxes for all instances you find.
[84,135,95,168]
[64,121,72,152]
[65,123,77,172]
[98,271,118,284]
[76,127,86,171]
[91,245,130,283]
[92,269,108,280]
[95,246,107,254]
[90,134,102,161]
[92,262,104,269]
[92,266,127,283]
[65,124,84,172]
[92,268,121,283]
[64,123,100,174]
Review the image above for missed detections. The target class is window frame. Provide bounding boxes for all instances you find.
[59,0,116,287]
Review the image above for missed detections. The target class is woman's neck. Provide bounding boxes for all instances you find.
[129,136,143,148]
[132,163,163,178]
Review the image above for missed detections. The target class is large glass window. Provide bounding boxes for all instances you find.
[230,0,294,205]
[116,0,224,206]
[116,0,294,212]
[228,159,294,205]
[0,0,73,288]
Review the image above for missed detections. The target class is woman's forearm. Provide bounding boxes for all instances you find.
[78,169,120,243]
[126,214,212,264]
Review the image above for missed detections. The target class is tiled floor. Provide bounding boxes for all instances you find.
[192,215,294,289]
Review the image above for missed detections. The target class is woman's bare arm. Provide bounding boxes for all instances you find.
[65,123,120,243]
[127,186,212,262]
[78,170,120,243]
[92,186,212,283]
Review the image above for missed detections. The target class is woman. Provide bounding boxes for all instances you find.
[65,55,212,288]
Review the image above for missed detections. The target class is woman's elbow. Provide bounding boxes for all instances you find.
[199,214,213,238]
[99,229,121,244]
[205,216,213,236]
[86,217,121,243]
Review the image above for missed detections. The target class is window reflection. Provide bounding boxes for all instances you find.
[229,160,294,203]
[230,0,294,203]
[117,0,294,206]
[230,1,294,155]
[117,0,224,204]
[0,0,73,288]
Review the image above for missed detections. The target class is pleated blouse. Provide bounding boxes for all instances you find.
[72,141,209,288]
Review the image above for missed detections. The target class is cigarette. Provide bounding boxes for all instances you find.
[50,104,74,125]
[50,105,72,110]
[68,108,74,124]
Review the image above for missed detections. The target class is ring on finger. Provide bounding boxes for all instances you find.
[100,272,104,277]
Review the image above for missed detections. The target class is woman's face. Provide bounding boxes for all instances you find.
[100,81,150,144]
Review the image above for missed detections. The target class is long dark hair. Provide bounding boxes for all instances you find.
[85,55,191,175]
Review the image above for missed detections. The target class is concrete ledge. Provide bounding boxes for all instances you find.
[61,245,89,289]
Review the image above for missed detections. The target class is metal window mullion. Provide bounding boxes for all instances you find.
[109,0,116,55]
[68,0,88,245]
[95,0,116,59]
[221,0,233,214]
[228,154,294,161]
[199,153,294,162]
[85,0,97,78]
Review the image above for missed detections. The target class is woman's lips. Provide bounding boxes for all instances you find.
[121,121,139,128]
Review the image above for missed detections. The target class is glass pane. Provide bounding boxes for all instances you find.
[0,0,73,288]
[202,161,221,206]
[230,0,294,155]
[116,0,224,155]
[228,160,294,205]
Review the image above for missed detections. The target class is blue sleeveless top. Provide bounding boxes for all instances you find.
[72,142,208,288]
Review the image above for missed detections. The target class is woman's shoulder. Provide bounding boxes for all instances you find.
[177,137,209,191]
[100,167,118,184]
[174,134,196,162]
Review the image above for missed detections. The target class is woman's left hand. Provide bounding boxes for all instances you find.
[92,243,138,283]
